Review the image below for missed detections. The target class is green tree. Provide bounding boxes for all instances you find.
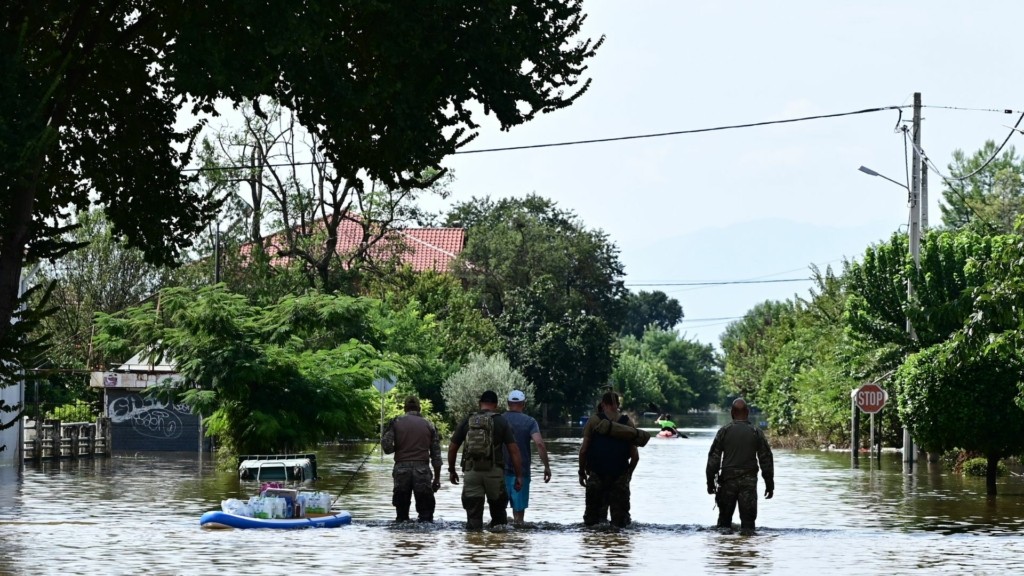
[621,290,683,339]
[93,286,446,453]
[610,351,666,413]
[720,300,797,405]
[940,141,1024,233]
[449,195,626,420]
[27,209,165,419]
[1,1,602,436]
[894,342,1024,495]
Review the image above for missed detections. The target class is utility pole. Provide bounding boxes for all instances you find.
[903,92,922,467]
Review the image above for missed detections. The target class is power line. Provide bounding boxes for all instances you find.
[184,104,909,171]
[923,104,1023,115]
[455,105,909,155]
[680,315,743,322]
[625,278,809,287]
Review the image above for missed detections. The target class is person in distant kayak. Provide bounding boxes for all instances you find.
[705,398,774,531]
[385,396,442,522]
[655,413,681,437]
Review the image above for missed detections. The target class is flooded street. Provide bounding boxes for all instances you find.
[3,416,1024,575]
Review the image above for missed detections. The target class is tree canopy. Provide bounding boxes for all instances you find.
[92,286,446,453]
[0,1,603,432]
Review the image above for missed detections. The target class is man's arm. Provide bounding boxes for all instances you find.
[628,445,639,477]
[578,422,592,487]
[447,440,461,485]
[429,423,442,490]
[758,430,775,498]
[531,431,552,483]
[506,441,523,491]
[705,428,725,494]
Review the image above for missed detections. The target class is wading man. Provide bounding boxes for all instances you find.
[705,397,774,531]
[448,390,523,530]
[503,389,551,525]
[578,391,639,527]
[385,396,442,522]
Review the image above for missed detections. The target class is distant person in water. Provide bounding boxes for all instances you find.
[655,413,682,437]
[705,398,774,531]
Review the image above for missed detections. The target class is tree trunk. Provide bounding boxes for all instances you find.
[0,184,36,354]
[986,454,999,496]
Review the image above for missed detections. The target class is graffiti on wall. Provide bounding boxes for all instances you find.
[108,394,192,439]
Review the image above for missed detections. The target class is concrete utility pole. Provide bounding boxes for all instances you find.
[903,92,922,467]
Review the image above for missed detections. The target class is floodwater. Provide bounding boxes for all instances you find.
[3,414,1024,575]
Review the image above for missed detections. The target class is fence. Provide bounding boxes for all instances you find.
[22,418,111,461]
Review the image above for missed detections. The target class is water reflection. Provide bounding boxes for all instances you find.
[580,529,634,571]
[706,531,775,572]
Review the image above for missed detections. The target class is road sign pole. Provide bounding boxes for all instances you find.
[851,389,860,468]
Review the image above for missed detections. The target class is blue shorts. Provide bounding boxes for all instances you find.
[504,474,532,512]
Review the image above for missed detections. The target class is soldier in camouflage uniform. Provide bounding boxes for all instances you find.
[578,391,639,527]
[389,396,443,522]
[705,398,774,531]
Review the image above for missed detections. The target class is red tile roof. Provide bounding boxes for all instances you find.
[239,218,464,273]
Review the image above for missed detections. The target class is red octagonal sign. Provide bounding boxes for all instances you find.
[855,383,887,414]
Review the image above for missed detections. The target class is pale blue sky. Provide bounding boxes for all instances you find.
[437,1,1024,346]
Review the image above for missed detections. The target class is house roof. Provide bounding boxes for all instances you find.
[239,218,465,273]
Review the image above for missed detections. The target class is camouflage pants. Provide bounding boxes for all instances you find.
[583,473,631,528]
[392,461,435,522]
[462,466,508,530]
[716,473,758,530]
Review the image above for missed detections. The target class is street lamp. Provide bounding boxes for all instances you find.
[858,164,921,469]
[858,165,908,191]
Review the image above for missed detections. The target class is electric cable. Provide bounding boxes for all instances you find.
[183,104,909,171]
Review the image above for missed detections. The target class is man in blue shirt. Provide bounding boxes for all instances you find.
[502,389,551,525]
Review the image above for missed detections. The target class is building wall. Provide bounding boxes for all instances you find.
[105,389,203,452]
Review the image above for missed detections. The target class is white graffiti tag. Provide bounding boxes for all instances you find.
[108,395,191,439]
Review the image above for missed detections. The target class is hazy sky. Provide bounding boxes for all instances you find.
[434,1,1024,346]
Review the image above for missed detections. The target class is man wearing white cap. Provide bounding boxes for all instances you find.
[503,389,551,525]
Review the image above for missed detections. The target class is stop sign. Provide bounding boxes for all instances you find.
[855,383,887,414]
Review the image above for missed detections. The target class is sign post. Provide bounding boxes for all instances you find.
[854,383,888,463]
[372,375,397,461]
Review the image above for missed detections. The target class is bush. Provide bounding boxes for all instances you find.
[45,400,95,423]
[441,352,533,425]
[962,457,1007,477]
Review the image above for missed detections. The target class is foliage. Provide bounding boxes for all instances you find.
[93,285,446,453]
[203,101,455,294]
[496,284,615,420]
[720,300,798,404]
[366,269,500,390]
[894,341,1024,494]
[940,141,1024,234]
[45,400,95,423]
[610,348,669,413]
[441,352,533,427]
[1,0,602,453]
[639,328,722,411]
[24,209,167,417]
[377,387,451,442]
[962,457,1007,478]
[448,195,626,419]
[449,195,627,325]
[621,290,683,339]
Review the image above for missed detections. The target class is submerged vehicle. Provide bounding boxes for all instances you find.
[237,453,317,483]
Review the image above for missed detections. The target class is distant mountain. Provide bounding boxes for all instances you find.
[620,218,900,346]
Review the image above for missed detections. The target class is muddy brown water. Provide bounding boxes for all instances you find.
[3,415,1024,575]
